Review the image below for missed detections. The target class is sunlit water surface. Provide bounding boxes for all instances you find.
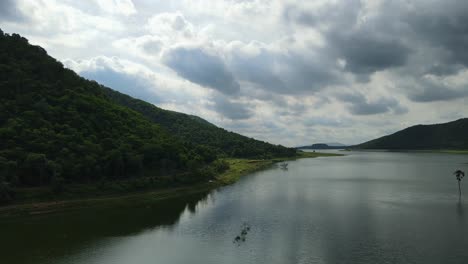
[1,151,468,264]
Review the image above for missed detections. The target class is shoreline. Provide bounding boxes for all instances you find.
[0,152,342,218]
[348,149,468,154]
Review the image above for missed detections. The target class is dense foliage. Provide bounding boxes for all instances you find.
[0,30,295,202]
[356,118,468,149]
[103,88,296,158]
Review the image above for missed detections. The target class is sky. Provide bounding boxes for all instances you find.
[1,0,467,147]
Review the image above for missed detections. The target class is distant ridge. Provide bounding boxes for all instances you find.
[355,118,468,150]
[297,143,349,150]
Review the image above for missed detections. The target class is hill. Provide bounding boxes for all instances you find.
[0,30,294,203]
[355,118,468,150]
[297,143,348,150]
[102,87,295,159]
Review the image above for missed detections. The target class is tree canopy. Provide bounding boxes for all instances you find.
[0,29,295,202]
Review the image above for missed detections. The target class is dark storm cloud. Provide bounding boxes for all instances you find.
[283,0,468,103]
[283,0,361,29]
[213,95,252,120]
[0,0,25,22]
[424,64,463,76]
[282,52,344,92]
[407,81,468,102]
[405,0,468,67]
[283,0,411,78]
[162,46,240,94]
[332,32,411,75]
[228,47,287,91]
[337,93,407,115]
[227,44,343,94]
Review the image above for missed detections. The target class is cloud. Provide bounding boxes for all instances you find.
[113,35,164,58]
[284,0,411,78]
[95,0,136,16]
[406,70,468,102]
[337,93,408,115]
[408,85,467,103]
[224,40,343,94]
[146,12,194,39]
[0,0,25,22]
[64,56,163,104]
[333,32,411,75]
[63,56,212,109]
[82,68,163,104]
[226,41,287,92]
[303,116,351,128]
[162,45,240,94]
[405,0,468,67]
[424,63,463,76]
[212,95,253,120]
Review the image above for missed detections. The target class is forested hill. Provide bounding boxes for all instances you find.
[103,87,295,158]
[0,30,294,200]
[355,118,468,150]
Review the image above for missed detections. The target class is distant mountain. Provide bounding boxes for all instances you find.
[297,143,349,150]
[355,118,468,150]
[324,142,347,147]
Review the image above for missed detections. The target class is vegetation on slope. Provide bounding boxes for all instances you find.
[102,87,296,158]
[0,30,296,204]
[355,118,468,150]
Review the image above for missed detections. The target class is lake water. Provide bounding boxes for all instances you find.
[1,151,468,264]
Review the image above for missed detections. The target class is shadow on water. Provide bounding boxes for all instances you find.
[457,199,464,220]
[0,191,211,264]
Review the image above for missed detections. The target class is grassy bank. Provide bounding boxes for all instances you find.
[0,152,341,218]
[429,150,468,155]
[349,148,468,155]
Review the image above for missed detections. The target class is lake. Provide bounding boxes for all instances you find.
[1,151,468,264]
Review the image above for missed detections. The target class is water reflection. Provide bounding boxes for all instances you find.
[457,200,464,220]
[0,191,211,264]
[2,151,468,264]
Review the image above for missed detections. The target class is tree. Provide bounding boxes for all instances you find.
[454,169,465,198]
[0,175,14,204]
[22,153,49,186]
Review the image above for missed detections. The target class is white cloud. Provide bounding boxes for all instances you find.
[95,0,136,16]
[146,12,195,41]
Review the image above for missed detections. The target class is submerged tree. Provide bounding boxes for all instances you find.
[454,170,465,198]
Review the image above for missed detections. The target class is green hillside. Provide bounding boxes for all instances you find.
[356,118,468,150]
[102,87,295,158]
[0,30,294,203]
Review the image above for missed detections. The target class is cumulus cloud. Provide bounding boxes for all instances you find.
[333,33,411,75]
[212,95,253,120]
[337,93,408,115]
[95,0,136,16]
[162,45,240,94]
[64,56,162,103]
[404,0,468,67]
[113,35,164,58]
[146,12,194,40]
[405,70,468,102]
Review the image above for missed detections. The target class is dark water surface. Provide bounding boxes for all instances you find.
[1,151,468,264]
